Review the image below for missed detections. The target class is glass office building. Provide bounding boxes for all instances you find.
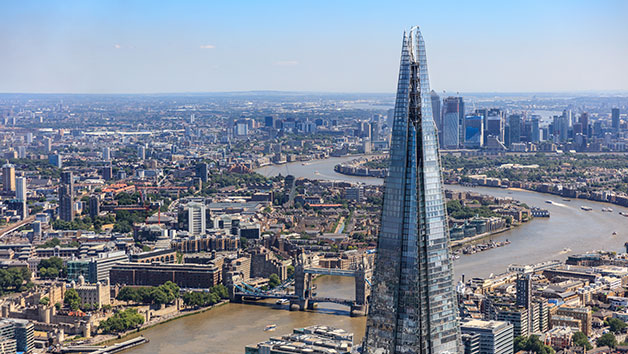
[464,115,484,149]
[363,27,460,354]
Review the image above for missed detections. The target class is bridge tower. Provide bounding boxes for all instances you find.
[291,256,311,311]
[352,255,371,316]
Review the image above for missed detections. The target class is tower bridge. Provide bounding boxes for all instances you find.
[230,255,372,316]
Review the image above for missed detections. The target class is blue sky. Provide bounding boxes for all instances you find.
[0,0,626,93]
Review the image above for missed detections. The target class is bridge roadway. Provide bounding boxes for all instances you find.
[302,267,356,277]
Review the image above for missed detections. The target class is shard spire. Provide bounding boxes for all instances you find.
[363,27,460,354]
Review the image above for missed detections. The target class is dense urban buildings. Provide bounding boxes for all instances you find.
[364,27,460,354]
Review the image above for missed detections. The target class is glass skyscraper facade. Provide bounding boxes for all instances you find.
[363,27,460,354]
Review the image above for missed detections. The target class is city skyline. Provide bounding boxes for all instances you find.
[1,0,627,94]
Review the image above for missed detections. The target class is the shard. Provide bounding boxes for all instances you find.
[363,27,460,354]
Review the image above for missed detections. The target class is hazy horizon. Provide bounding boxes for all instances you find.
[1,0,627,94]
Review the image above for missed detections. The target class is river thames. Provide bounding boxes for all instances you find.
[123,156,628,353]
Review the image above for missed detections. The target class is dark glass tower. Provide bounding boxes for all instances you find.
[363,27,460,354]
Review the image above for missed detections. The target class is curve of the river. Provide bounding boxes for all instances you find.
[123,157,628,353]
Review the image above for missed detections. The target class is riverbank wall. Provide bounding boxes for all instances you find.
[92,300,229,347]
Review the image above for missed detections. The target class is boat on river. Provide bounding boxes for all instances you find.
[581,206,592,211]
[264,324,277,331]
[602,207,613,212]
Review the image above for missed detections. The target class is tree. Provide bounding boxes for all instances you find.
[606,317,626,334]
[287,265,295,278]
[38,256,66,279]
[39,296,50,306]
[268,274,281,289]
[98,308,144,334]
[572,331,592,350]
[514,335,554,354]
[597,332,617,348]
[64,288,81,310]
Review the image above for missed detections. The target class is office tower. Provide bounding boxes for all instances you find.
[486,115,504,142]
[137,145,146,160]
[461,320,513,354]
[188,202,206,235]
[25,132,33,144]
[264,116,274,127]
[101,165,113,181]
[190,113,195,124]
[48,153,62,168]
[2,163,16,192]
[371,121,380,141]
[89,195,100,220]
[464,115,484,149]
[15,177,27,218]
[443,96,464,148]
[612,108,620,130]
[508,115,522,147]
[530,116,541,143]
[443,112,460,149]
[364,27,460,354]
[579,113,589,137]
[430,90,442,133]
[59,171,74,222]
[102,147,111,161]
[195,163,208,182]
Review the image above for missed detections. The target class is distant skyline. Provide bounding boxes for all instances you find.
[1,0,627,94]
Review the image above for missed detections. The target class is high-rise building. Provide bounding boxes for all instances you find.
[612,108,620,131]
[102,147,111,161]
[195,163,209,183]
[89,195,100,220]
[59,171,74,222]
[364,27,460,354]
[508,115,522,148]
[464,115,484,149]
[443,96,464,148]
[443,111,460,149]
[137,145,146,160]
[461,320,513,354]
[486,115,504,143]
[188,202,206,235]
[2,163,16,192]
[579,113,589,138]
[15,177,27,218]
[102,165,113,181]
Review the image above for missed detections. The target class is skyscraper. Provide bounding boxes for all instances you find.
[443,96,464,148]
[464,115,484,149]
[16,177,27,219]
[59,171,74,222]
[612,108,620,131]
[508,114,522,148]
[2,163,16,192]
[364,27,460,354]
